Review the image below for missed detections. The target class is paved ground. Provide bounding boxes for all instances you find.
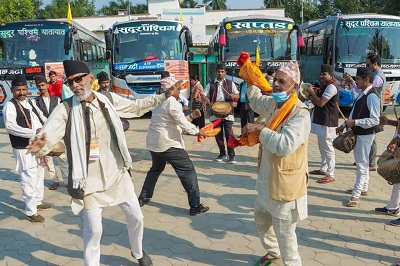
[0,109,399,266]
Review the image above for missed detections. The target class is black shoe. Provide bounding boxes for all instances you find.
[138,197,150,207]
[214,155,227,162]
[189,204,209,216]
[138,251,153,266]
[375,207,399,216]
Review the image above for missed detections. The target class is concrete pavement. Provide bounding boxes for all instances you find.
[0,111,399,266]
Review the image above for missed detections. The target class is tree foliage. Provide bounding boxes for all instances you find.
[0,0,35,23]
[98,0,148,15]
[43,0,96,19]
[203,0,227,10]
[180,0,198,8]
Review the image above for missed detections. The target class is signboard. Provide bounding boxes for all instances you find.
[226,21,293,30]
[113,62,165,71]
[164,60,189,89]
[44,62,64,81]
[189,47,208,55]
[340,19,400,29]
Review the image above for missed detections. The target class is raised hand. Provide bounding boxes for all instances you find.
[26,133,46,154]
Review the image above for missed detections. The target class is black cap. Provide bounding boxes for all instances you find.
[321,64,333,74]
[216,62,227,71]
[63,60,90,79]
[160,71,170,79]
[11,74,27,87]
[97,71,109,82]
[34,75,47,85]
[356,67,373,77]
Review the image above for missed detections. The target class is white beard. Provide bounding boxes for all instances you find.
[76,87,92,101]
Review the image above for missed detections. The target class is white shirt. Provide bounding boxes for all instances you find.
[247,85,310,221]
[310,84,338,139]
[204,78,239,122]
[147,97,199,152]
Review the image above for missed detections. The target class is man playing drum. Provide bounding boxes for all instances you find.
[307,65,339,184]
[203,63,239,164]
[337,67,380,207]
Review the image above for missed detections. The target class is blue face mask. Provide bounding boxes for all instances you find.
[272,91,289,103]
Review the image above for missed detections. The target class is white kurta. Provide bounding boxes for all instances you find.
[247,85,310,221]
[36,93,166,214]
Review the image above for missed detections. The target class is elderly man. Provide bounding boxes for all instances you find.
[27,60,178,266]
[138,78,209,216]
[338,67,380,207]
[307,64,339,184]
[242,62,310,266]
[3,75,50,223]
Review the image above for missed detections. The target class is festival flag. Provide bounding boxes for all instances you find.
[67,2,72,24]
[255,45,261,67]
[179,7,184,22]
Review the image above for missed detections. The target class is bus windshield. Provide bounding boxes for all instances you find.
[0,23,70,68]
[113,21,183,63]
[224,20,297,61]
[336,19,400,64]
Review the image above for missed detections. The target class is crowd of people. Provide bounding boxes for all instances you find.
[3,53,400,266]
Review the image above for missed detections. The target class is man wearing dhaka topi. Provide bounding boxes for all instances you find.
[242,61,310,266]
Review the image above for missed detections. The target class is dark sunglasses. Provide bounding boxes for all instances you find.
[67,73,89,86]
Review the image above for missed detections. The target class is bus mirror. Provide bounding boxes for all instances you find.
[187,52,194,61]
[218,26,226,47]
[105,50,111,60]
[105,29,113,50]
[64,28,73,55]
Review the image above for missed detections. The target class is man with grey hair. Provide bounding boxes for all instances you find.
[243,61,310,266]
[27,60,179,266]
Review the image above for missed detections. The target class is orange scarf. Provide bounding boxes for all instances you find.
[237,52,272,94]
[228,91,298,148]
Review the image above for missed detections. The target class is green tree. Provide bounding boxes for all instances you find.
[0,0,35,23]
[98,0,147,16]
[180,0,198,8]
[44,0,95,19]
[33,0,46,18]
[285,0,319,24]
[263,0,285,8]
[203,0,226,10]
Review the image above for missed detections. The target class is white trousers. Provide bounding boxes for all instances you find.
[386,183,400,210]
[317,136,335,177]
[45,152,68,183]
[352,134,374,198]
[18,162,44,216]
[254,200,302,266]
[83,196,144,266]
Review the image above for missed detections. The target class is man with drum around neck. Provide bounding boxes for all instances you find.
[242,62,310,266]
[337,67,380,207]
[307,64,339,184]
[203,63,239,164]
[3,74,51,223]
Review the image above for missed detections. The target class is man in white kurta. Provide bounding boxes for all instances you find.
[243,62,310,266]
[27,60,177,266]
[3,74,47,223]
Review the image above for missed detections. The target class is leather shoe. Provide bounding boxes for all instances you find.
[132,251,153,266]
[138,197,150,207]
[190,204,209,216]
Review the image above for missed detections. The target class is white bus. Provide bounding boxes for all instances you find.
[299,14,400,107]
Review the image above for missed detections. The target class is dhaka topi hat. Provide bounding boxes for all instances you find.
[278,61,301,84]
[34,75,47,85]
[63,60,90,79]
[12,74,27,87]
[356,67,373,77]
[97,71,109,82]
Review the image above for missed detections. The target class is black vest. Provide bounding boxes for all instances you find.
[352,89,380,135]
[8,99,33,149]
[312,83,339,127]
[209,79,234,115]
[34,95,59,118]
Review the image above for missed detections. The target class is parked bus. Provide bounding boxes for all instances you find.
[299,14,400,107]
[0,19,108,113]
[208,15,299,86]
[104,19,193,99]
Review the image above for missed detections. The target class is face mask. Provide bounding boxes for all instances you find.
[272,91,289,103]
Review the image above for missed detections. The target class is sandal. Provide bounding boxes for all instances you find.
[316,177,335,184]
[256,253,281,266]
[346,198,360,207]
[49,182,60,190]
[396,261,400,266]
[345,189,368,196]
[309,170,326,175]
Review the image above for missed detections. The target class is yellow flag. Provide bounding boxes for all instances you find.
[67,2,72,24]
[179,8,184,22]
[255,45,261,67]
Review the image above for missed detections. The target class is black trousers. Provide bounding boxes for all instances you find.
[215,119,235,157]
[192,108,205,129]
[139,147,200,208]
[239,102,254,129]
